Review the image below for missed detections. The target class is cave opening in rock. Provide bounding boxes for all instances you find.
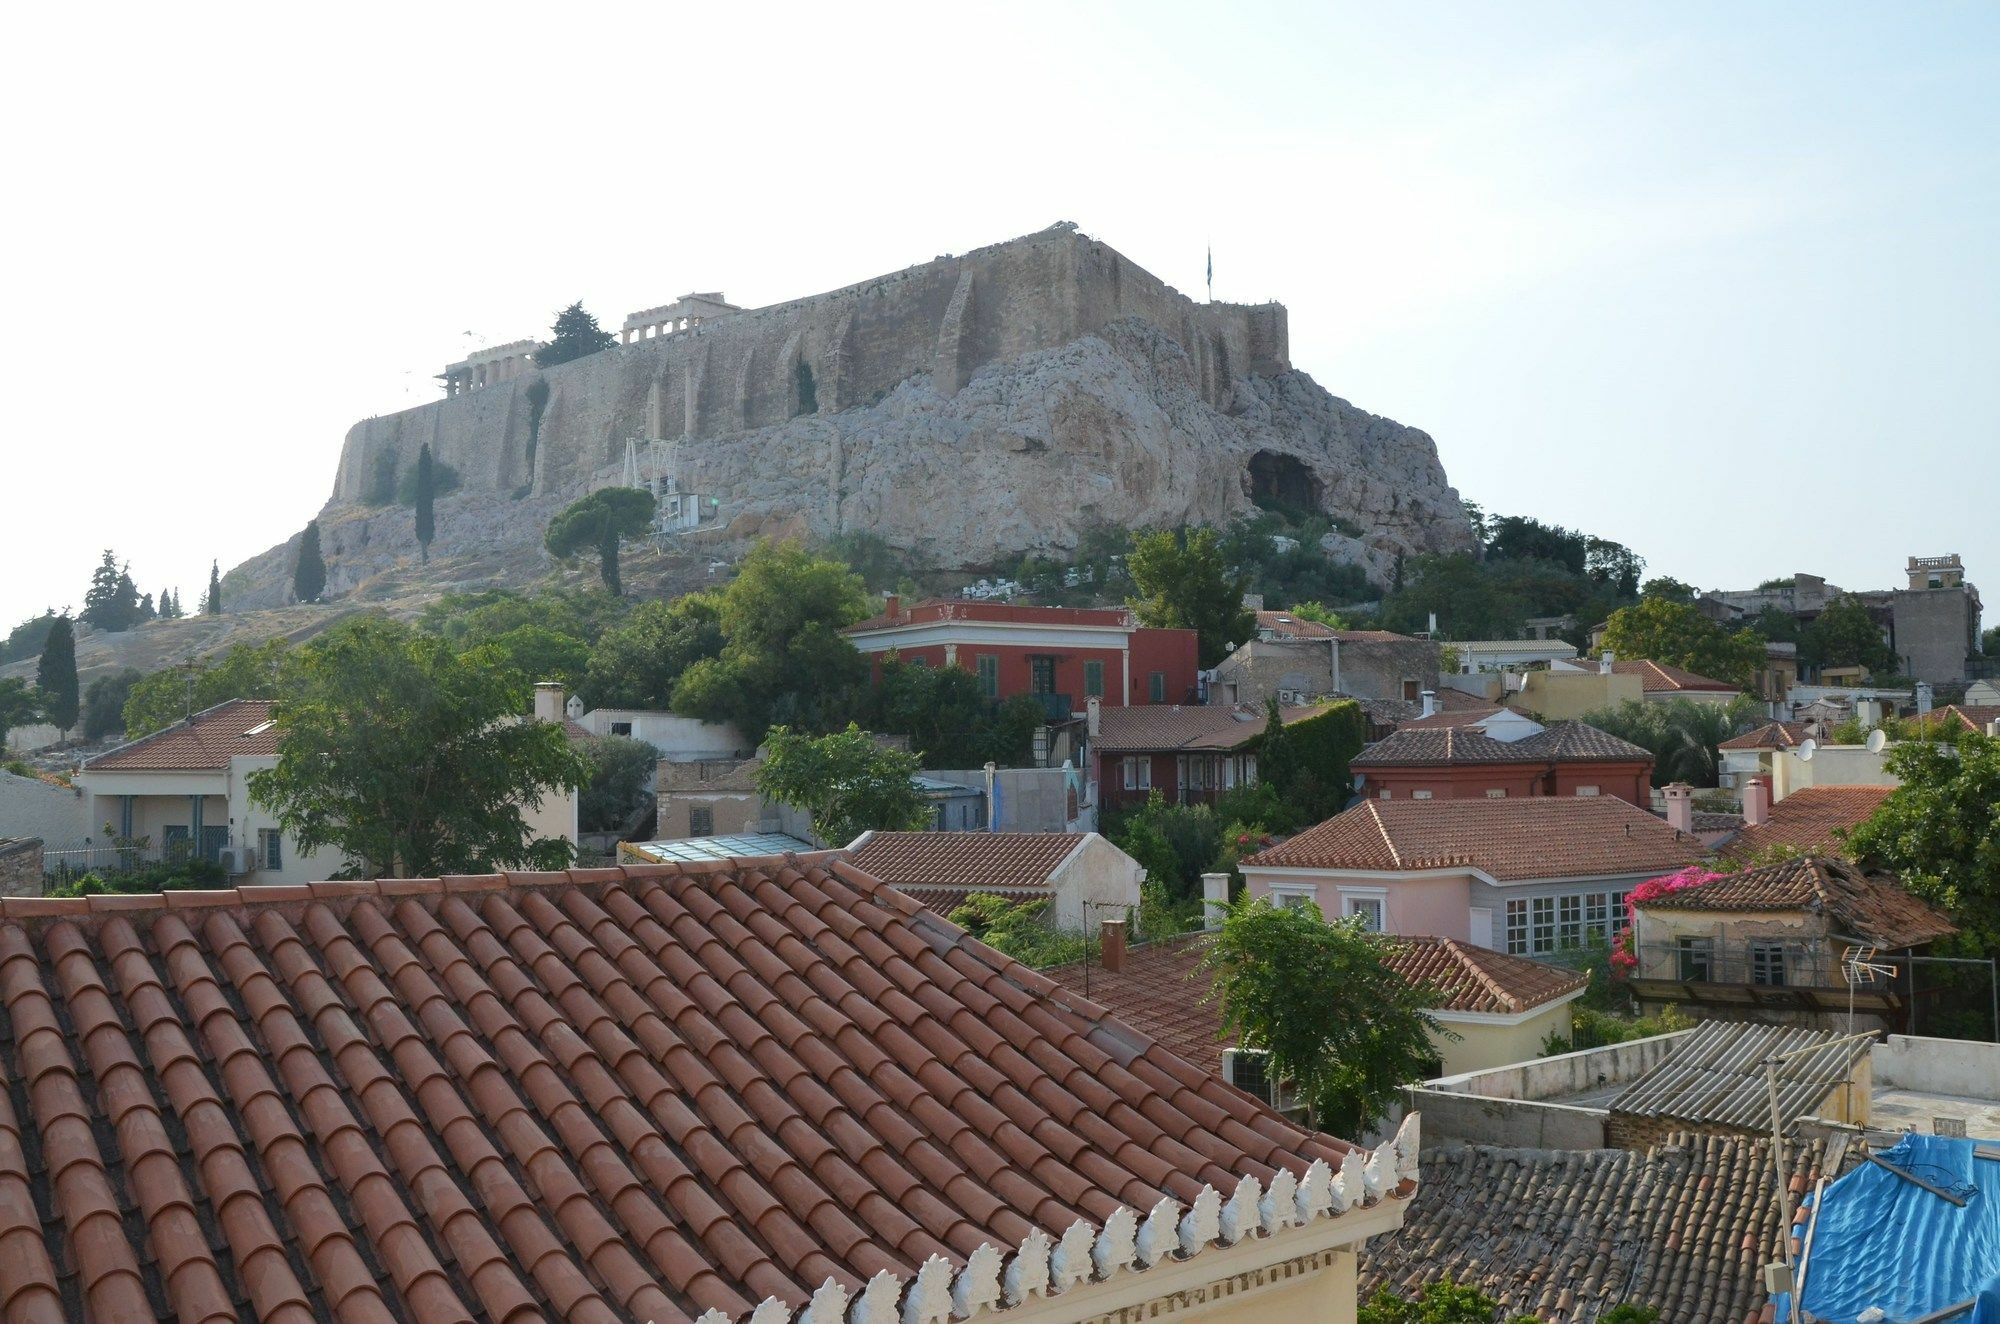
[1246,450,1322,515]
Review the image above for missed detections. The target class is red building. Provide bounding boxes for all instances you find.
[844,597,1199,718]
[1349,720,1655,808]
[1091,702,1307,811]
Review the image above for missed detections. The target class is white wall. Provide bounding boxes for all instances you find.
[578,709,749,761]
[4,723,66,754]
[0,772,92,847]
[1871,1034,2000,1097]
[1048,833,1145,930]
[1772,745,1899,798]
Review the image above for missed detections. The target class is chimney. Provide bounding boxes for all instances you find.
[1241,592,1264,612]
[1662,782,1693,834]
[883,593,901,619]
[1420,690,1437,719]
[1916,681,1933,716]
[1427,611,1438,636]
[1099,918,1127,974]
[1201,872,1231,930]
[1744,776,1771,827]
[533,682,565,724]
[1086,695,1102,738]
[1600,651,1615,676]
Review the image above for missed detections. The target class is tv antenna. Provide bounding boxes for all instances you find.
[1842,944,1894,1037]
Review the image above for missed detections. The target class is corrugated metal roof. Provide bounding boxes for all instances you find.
[623,831,815,862]
[1607,1021,1872,1131]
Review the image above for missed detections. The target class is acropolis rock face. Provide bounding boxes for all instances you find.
[229,225,1474,607]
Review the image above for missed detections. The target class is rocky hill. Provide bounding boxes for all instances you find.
[226,225,1474,608]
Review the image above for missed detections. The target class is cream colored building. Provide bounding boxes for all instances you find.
[1508,667,1644,721]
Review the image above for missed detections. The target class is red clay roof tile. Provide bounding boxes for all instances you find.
[1610,659,1741,693]
[1720,785,1894,860]
[0,861,1414,1320]
[83,698,279,771]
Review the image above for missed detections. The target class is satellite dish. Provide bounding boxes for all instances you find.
[1866,728,1888,754]
[1798,739,1817,762]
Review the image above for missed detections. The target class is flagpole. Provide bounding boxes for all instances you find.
[1206,244,1213,302]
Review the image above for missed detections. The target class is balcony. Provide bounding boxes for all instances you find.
[1030,692,1075,723]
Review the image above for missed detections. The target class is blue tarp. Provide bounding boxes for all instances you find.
[1778,1134,2000,1324]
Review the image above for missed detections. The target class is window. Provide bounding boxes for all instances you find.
[610,721,633,737]
[1574,785,1600,797]
[1149,671,1168,703]
[1678,937,1715,982]
[1029,656,1057,695]
[1750,942,1788,987]
[1585,892,1609,939]
[1412,789,1434,800]
[1402,679,1420,701]
[1486,788,1507,799]
[1505,899,1529,955]
[1121,756,1151,791]
[976,654,999,699]
[1378,789,1393,800]
[1228,1049,1275,1102]
[1611,890,1632,934]
[258,829,282,872]
[1083,660,1105,698]
[1274,889,1317,914]
[1343,894,1385,932]
[1530,897,1556,954]
[689,806,715,837]
[1558,895,1583,949]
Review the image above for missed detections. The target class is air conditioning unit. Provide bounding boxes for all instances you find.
[217,847,250,877]
[1221,1048,1301,1114]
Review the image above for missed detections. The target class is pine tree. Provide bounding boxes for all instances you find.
[159,588,180,620]
[112,565,140,627]
[35,615,79,734]
[533,302,618,367]
[138,592,156,622]
[414,445,436,562]
[294,519,327,603]
[80,550,122,630]
[205,561,223,615]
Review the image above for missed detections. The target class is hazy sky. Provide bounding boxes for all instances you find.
[4,2,1994,627]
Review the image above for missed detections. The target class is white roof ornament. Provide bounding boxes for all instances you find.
[901,1255,954,1324]
[849,1270,902,1324]
[1050,1219,1097,1292]
[1393,1111,1422,1180]
[951,1244,1002,1318]
[1336,1148,1367,1210]
[802,1278,849,1324]
[1363,1139,1394,1200]
[1219,1174,1262,1244]
[1002,1228,1053,1305]
[1298,1158,1335,1222]
[1261,1166,1300,1232]
[1093,1206,1139,1278]
[696,1311,734,1324]
[1136,1196,1180,1267]
[749,1300,793,1324]
[1179,1185,1222,1254]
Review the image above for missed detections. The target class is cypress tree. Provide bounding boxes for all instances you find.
[415,445,436,562]
[35,615,79,733]
[294,520,327,603]
[206,561,223,615]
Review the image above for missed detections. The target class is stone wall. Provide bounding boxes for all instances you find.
[0,838,43,898]
[227,225,1474,608]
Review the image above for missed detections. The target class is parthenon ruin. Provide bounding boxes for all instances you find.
[620,292,741,343]
[437,340,541,397]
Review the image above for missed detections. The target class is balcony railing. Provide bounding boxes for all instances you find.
[1030,692,1075,723]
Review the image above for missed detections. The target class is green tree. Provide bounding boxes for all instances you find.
[1358,1276,1516,1324]
[1204,896,1445,1135]
[544,487,656,596]
[81,550,141,632]
[204,560,223,615]
[866,657,1040,767]
[81,668,142,741]
[1379,553,1528,640]
[582,593,723,709]
[1127,527,1254,668]
[578,735,657,835]
[420,587,626,650]
[464,624,592,698]
[414,444,436,561]
[34,616,79,734]
[1289,601,1351,629]
[158,588,181,620]
[533,301,618,367]
[755,723,931,846]
[1578,696,1761,788]
[947,894,1089,967]
[248,618,588,877]
[367,450,400,505]
[671,540,871,739]
[0,611,61,665]
[293,519,327,603]
[1846,732,2000,949]
[1600,598,1761,687]
[122,638,293,738]
[1801,593,1895,676]
[0,679,42,750]
[1641,576,1699,604]
[1258,699,1365,825]
[1983,624,2000,656]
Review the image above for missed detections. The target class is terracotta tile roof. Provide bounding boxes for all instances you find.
[1397,701,1508,730]
[1253,612,1414,644]
[1352,720,1650,768]
[0,859,1415,1323]
[846,832,1088,893]
[1611,659,1741,693]
[1639,855,1956,948]
[1717,720,1813,751]
[1040,934,1587,1075]
[1093,705,1272,752]
[1247,797,1705,881]
[1692,810,1746,834]
[1904,704,2000,733]
[83,698,278,771]
[1718,785,1893,860]
[1361,1132,1835,1324]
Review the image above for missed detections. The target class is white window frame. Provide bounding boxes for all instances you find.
[1121,756,1151,791]
[1272,885,1318,914]
[1574,785,1600,797]
[1412,789,1434,801]
[1485,788,1507,799]
[1505,898,1529,955]
[1337,887,1388,934]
